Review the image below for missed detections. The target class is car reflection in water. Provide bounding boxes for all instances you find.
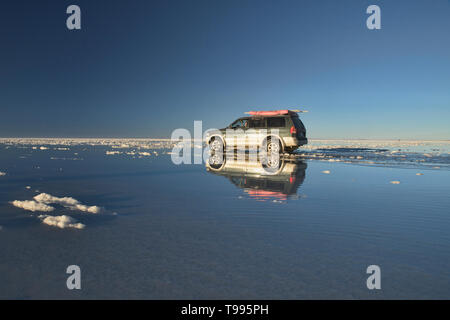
[206,153,307,201]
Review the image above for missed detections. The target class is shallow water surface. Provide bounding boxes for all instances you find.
[0,139,449,299]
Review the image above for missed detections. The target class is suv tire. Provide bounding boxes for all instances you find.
[209,137,224,153]
[265,136,283,154]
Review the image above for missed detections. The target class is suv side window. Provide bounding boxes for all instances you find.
[230,119,248,129]
[267,117,285,127]
[249,118,265,128]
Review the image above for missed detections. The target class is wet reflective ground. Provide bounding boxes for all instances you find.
[0,140,450,299]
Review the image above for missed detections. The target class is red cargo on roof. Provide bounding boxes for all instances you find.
[247,110,293,116]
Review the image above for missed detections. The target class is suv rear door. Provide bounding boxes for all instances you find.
[266,116,289,144]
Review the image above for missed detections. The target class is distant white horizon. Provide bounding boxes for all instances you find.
[1,137,450,142]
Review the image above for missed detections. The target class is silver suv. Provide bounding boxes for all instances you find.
[206,110,307,154]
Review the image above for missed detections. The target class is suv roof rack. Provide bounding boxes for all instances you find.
[245,109,308,116]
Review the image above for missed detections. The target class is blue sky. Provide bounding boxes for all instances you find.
[0,0,449,139]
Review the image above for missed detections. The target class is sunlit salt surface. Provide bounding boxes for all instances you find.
[0,138,450,299]
[293,139,450,170]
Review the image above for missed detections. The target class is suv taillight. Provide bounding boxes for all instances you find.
[290,126,297,135]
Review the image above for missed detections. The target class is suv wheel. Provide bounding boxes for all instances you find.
[209,137,223,153]
[266,137,282,154]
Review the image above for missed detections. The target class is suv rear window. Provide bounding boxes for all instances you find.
[267,117,285,127]
[249,118,265,128]
[292,116,305,130]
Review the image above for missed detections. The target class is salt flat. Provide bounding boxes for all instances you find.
[0,139,449,299]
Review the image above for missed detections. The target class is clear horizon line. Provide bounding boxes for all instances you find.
[0,137,450,142]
